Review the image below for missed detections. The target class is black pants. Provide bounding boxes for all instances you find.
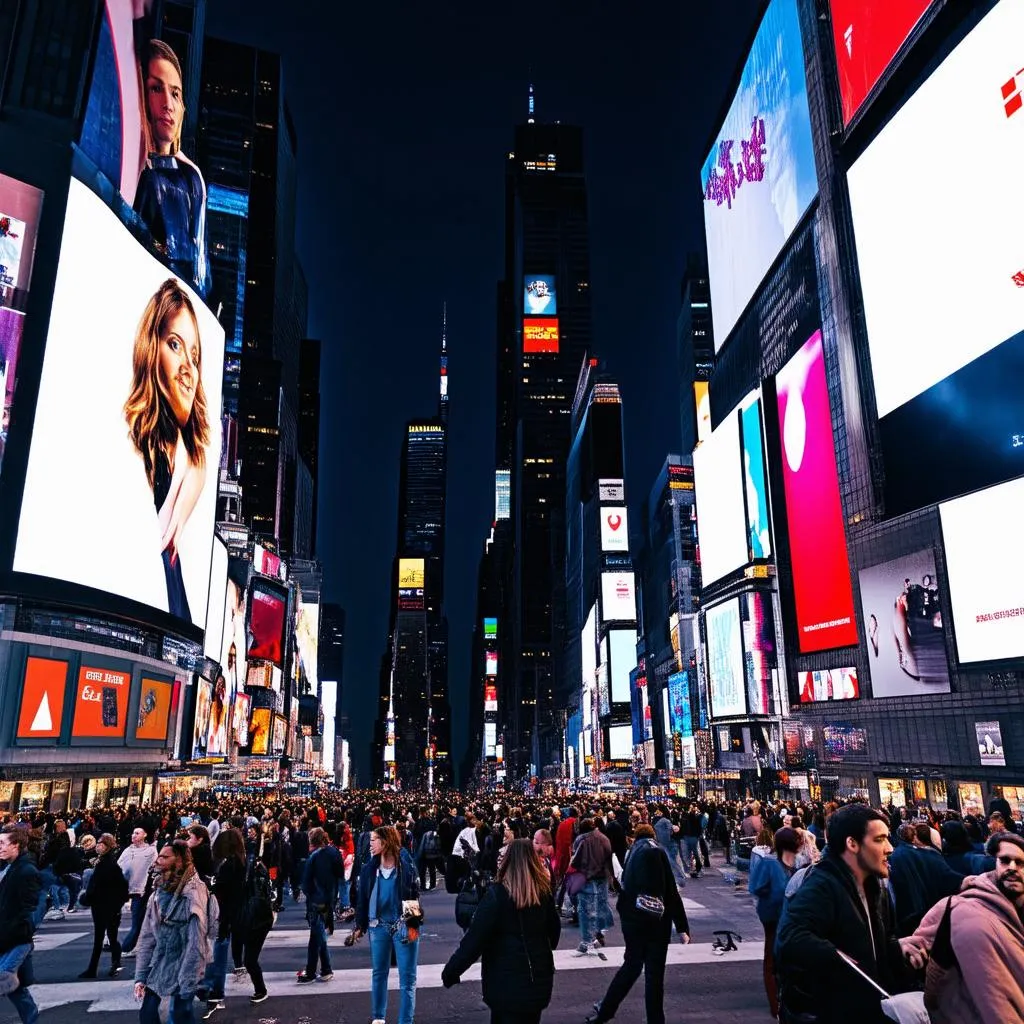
[86,910,122,973]
[231,927,245,970]
[242,926,271,997]
[490,1011,542,1024]
[419,857,437,890]
[596,921,669,1024]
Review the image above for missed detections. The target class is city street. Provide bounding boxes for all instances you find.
[14,857,772,1024]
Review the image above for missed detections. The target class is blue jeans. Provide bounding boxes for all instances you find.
[684,836,701,874]
[369,924,418,1024]
[32,870,56,925]
[662,843,687,888]
[121,895,147,953]
[202,935,230,997]
[337,876,351,912]
[305,909,331,976]
[0,945,37,1024]
[140,990,195,1024]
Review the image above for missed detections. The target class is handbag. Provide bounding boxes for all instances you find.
[455,881,482,929]
[924,897,958,1014]
[402,899,424,927]
[634,894,665,918]
[564,869,587,898]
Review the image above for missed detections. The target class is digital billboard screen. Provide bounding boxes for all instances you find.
[776,331,858,653]
[828,0,935,125]
[524,275,557,316]
[695,381,712,443]
[822,722,868,762]
[17,657,68,740]
[271,714,287,755]
[72,666,131,740]
[940,476,1024,664]
[701,0,818,349]
[485,651,498,676]
[582,605,597,698]
[798,668,860,704]
[206,672,229,756]
[249,707,271,755]
[248,580,288,667]
[220,560,249,717]
[741,590,776,715]
[203,537,228,661]
[483,617,497,637]
[667,670,692,737]
[600,572,637,623]
[705,599,745,718]
[523,318,559,354]
[484,684,498,713]
[484,722,497,758]
[135,677,173,741]
[847,0,1024,514]
[608,724,632,762]
[398,557,425,610]
[741,397,771,560]
[608,628,637,704]
[858,549,950,697]
[232,692,250,746]
[14,180,224,629]
[693,405,746,586]
[600,506,629,553]
[190,678,212,759]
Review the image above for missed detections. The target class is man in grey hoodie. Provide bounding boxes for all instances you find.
[118,829,157,957]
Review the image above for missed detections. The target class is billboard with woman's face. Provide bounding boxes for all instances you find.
[13,180,224,629]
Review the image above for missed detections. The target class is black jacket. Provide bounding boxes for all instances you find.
[617,839,689,939]
[0,853,40,952]
[775,853,910,1024]
[442,882,561,1012]
[82,850,128,918]
[213,856,246,938]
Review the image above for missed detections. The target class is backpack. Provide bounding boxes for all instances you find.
[421,831,441,859]
[238,857,275,933]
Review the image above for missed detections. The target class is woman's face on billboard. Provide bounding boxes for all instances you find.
[157,307,199,428]
[146,57,184,154]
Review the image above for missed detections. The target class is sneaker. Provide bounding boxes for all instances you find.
[44,909,65,922]
[232,967,248,982]
[66,907,79,915]
[372,1019,386,1024]
[122,950,136,959]
[249,993,269,1005]
[108,965,122,978]
[202,1000,223,1020]
[296,971,317,984]
[318,972,334,982]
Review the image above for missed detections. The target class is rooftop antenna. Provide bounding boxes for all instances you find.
[528,81,535,124]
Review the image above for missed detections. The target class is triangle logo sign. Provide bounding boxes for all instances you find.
[30,692,52,733]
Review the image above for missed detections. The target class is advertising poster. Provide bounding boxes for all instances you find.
[523,275,557,316]
[485,651,498,676]
[72,665,131,740]
[206,673,229,756]
[608,724,632,762]
[135,677,173,741]
[14,180,224,628]
[668,670,692,737]
[220,560,249,714]
[848,0,1024,514]
[976,721,1006,767]
[190,678,212,759]
[783,720,817,767]
[248,581,287,666]
[398,557,425,610]
[940,476,1024,663]
[798,668,860,703]
[523,318,559,354]
[741,590,776,715]
[600,572,637,623]
[295,598,319,689]
[828,0,935,124]
[232,692,250,746]
[271,714,287,756]
[249,707,271,755]
[600,506,629,553]
[695,381,712,443]
[858,549,949,697]
[706,599,745,717]
[484,684,498,712]
[484,617,497,637]
[701,0,818,349]
[608,629,637,704]
[598,479,624,502]
[203,537,228,661]
[776,331,858,653]
[741,398,772,560]
[484,722,497,758]
[17,657,68,740]
[822,722,868,762]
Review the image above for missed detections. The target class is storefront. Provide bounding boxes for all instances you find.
[993,785,1024,818]
[84,775,154,809]
[154,773,211,803]
[878,777,907,808]
[956,781,984,815]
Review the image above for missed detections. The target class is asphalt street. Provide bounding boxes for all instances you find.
[11,855,774,1024]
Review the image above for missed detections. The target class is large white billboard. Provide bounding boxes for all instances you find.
[15,180,224,628]
[941,477,1024,664]
[705,599,746,718]
[608,628,638,705]
[600,506,629,553]
[582,604,598,696]
[601,572,637,624]
[693,407,746,586]
[608,724,632,761]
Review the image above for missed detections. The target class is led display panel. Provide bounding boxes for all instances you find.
[798,668,860,704]
[14,180,224,628]
[249,707,271,755]
[72,666,131,740]
[976,721,1006,767]
[295,598,319,689]
[695,381,712,443]
[190,678,212,759]
[523,318,559,353]
[667,670,692,737]
[248,581,287,667]
[485,651,498,676]
[705,599,745,718]
[484,722,497,758]
[608,628,638,704]
[848,0,1024,513]
[858,549,949,697]
[398,557,425,610]
[701,0,818,349]
[776,331,858,652]
[829,0,935,125]
[271,714,287,755]
[232,692,250,746]
[601,572,637,623]
[821,722,867,762]
[484,684,498,713]
[135,677,173,741]
[206,673,230,756]
[693,406,746,586]
[940,476,1024,664]
[608,724,633,761]
[582,605,597,696]
[483,617,497,637]
[523,274,557,316]
[741,398,772,560]
[600,506,629,553]
[17,657,68,740]
[220,561,248,719]
[741,590,776,715]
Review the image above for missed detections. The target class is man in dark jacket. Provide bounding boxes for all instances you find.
[0,826,41,1024]
[587,825,690,1024]
[888,824,962,936]
[775,804,920,1024]
[297,827,344,983]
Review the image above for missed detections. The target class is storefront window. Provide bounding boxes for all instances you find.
[996,786,1024,818]
[127,778,144,805]
[49,780,71,814]
[19,781,51,812]
[911,779,927,805]
[86,778,110,808]
[142,781,153,807]
[958,782,984,815]
[0,782,14,813]
[878,777,906,808]
[109,777,130,807]
[927,780,948,811]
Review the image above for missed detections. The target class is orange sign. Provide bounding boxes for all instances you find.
[71,665,130,739]
[523,317,559,353]
[17,657,68,739]
[135,678,173,741]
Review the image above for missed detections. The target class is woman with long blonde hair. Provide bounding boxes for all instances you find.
[125,278,209,620]
[442,838,561,1024]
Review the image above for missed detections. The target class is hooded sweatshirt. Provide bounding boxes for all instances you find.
[912,871,1024,1023]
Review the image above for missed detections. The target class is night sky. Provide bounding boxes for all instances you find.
[204,1,763,784]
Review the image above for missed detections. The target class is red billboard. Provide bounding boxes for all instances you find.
[829,1,934,124]
[776,331,858,652]
[248,581,287,666]
[17,657,68,739]
[523,318,559,353]
[72,666,131,739]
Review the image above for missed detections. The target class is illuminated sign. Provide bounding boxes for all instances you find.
[248,581,288,666]
[695,381,711,444]
[798,668,860,704]
[484,684,498,712]
[608,628,637,704]
[398,558,425,589]
[484,722,497,758]
[249,707,271,755]
[17,657,68,740]
[136,677,173,741]
[598,479,624,502]
[523,317,559,353]
[523,274,557,316]
[72,666,130,740]
[485,651,498,676]
[483,617,497,637]
[600,506,629,553]
[190,678,213,759]
[600,572,637,623]
[706,600,745,718]
[741,397,771,560]
[232,692,250,746]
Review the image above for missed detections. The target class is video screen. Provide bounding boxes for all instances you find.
[484,684,498,712]
[667,670,692,737]
[14,180,224,629]
[136,677,173,741]
[847,0,1024,514]
[776,331,858,653]
[206,672,229,756]
[17,657,68,740]
[601,571,637,623]
[249,707,271,755]
[523,318,559,354]
[608,628,637,705]
[783,720,817,767]
[741,397,772,560]
[701,0,818,350]
[72,666,130,740]
[203,537,228,661]
[485,651,498,676]
[523,274,557,316]
[821,722,868,762]
[940,476,1024,664]
[608,724,632,761]
[798,668,860,704]
[600,506,629,553]
[271,715,286,755]
[248,579,288,667]
[741,590,776,715]
[190,678,212,759]
[232,692,250,746]
[858,549,949,697]
[705,599,745,718]
[693,405,746,586]
[828,0,935,124]
[221,559,249,718]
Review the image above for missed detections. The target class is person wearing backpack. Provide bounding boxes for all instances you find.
[78,834,129,979]
[415,809,442,892]
[237,843,276,1005]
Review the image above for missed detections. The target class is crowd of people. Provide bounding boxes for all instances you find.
[0,788,1020,1023]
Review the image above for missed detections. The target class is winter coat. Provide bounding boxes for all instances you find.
[213,856,246,937]
[911,871,1024,1024]
[301,844,345,907]
[134,869,209,997]
[653,816,679,852]
[354,849,419,933]
[0,853,40,953]
[118,843,158,896]
[442,881,560,1012]
[554,817,576,875]
[887,843,962,935]
[617,839,690,940]
[83,850,129,918]
[572,829,613,883]
[749,853,794,926]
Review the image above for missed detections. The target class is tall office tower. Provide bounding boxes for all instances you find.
[154,0,206,157]
[677,254,713,455]
[198,38,305,548]
[497,95,593,784]
[298,338,322,556]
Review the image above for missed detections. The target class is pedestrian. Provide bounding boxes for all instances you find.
[571,818,614,955]
[118,827,157,958]
[586,824,690,1024]
[0,826,42,1024]
[78,833,129,979]
[186,824,214,882]
[652,806,686,890]
[133,839,211,1024]
[352,825,421,1024]
[198,828,247,1019]
[237,843,275,1006]
[297,826,344,983]
[442,838,561,1024]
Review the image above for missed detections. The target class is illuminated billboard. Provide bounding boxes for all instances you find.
[600,572,637,623]
[798,668,860,704]
[608,628,637,704]
[485,651,498,676]
[271,714,287,756]
[776,331,858,653]
[231,691,250,746]
[858,549,949,697]
[484,684,498,712]
[582,605,597,699]
[136,677,173,742]
[600,506,629,553]
[608,724,632,762]
[599,479,624,502]
[693,404,746,585]
[295,598,319,689]
[72,666,131,740]
[17,658,68,740]
[667,670,692,737]
[248,580,288,666]
[741,398,771,560]
[249,707,271,755]
[203,538,228,661]
[484,722,497,758]
[190,678,212,759]
[695,381,711,444]
[523,318,559,354]
[705,599,745,718]
[701,0,817,349]
[941,476,1024,664]
[398,558,425,589]
[523,275,557,316]
[828,0,935,125]
[741,590,776,715]
[14,179,224,629]
[206,673,229,756]
[847,0,1024,513]
[221,560,249,715]
[483,617,497,637]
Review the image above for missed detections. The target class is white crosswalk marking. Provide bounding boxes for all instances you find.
[34,932,90,952]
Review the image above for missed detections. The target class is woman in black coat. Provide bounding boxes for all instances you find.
[78,833,128,979]
[442,838,561,1024]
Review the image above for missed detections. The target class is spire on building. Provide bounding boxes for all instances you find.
[528,82,535,123]
[439,302,449,420]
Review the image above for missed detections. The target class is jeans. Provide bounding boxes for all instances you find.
[595,921,670,1024]
[291,858,307,900]
[32,870,56,925]
[0,944,32,997]
[121,894,147,953]
[140,990,195,1024]
[683,836,701,875]
[417,856,437,890]
[337,876,351,912]
[202,935,230,998]
[369,924,419,1024]
[305,909,331,976]
[661,843,687,888]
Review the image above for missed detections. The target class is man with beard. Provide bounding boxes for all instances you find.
[909,831,1024,1022]
[775,804,920,1024]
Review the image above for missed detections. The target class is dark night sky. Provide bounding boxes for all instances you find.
[204,1,763,784]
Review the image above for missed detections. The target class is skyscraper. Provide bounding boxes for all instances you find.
[298,338,322,556]
[677,254,713,455]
